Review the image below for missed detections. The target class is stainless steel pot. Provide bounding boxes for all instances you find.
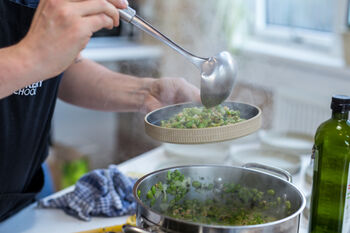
[124,164,306,233]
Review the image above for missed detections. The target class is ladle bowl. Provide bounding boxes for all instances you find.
[119,7,237,108]
[200,51,237,107]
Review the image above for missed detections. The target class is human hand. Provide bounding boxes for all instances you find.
[141,77,200,113]
[18,0,128,78]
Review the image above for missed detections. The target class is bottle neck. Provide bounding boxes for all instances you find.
[332,111,349,120]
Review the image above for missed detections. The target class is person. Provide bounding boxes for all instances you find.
[0,0,200,221]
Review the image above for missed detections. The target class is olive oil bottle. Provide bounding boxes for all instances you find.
[309,95,350,233]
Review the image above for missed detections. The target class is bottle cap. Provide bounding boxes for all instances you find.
[331,95,350,112]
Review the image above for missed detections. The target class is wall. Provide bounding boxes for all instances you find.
[237,50,350,134]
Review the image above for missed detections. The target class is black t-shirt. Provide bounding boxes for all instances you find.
[0,0,62,221]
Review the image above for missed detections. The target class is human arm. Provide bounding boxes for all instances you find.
[0,44,42,98]
[0,0,127,99]
[58,56,200,113]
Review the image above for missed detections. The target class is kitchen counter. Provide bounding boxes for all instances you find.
[82,37,163,62]
[0,146,310,233]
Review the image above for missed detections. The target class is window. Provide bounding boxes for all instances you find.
[266,0,333,32]
[254,0,335,48]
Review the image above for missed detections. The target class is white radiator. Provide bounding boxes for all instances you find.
[272,88,330,136]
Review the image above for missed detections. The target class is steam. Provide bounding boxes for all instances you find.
[138,0,246,90]
[117,1,269,121]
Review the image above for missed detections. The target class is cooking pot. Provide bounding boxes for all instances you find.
[123,163,306,233]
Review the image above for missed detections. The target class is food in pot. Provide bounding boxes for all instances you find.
[160,105,244,128]
[142,170,292,226]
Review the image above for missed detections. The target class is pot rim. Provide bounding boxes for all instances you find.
[133,164,306,229]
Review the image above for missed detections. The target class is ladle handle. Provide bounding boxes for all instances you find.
[119,7,136,23]
[242,163,293,183]
[119,7,206,68]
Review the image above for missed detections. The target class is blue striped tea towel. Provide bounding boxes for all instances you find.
[38,165,136,221]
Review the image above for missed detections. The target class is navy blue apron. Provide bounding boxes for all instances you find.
[0,0,62,221]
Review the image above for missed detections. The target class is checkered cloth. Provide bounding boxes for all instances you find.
[38,165,136,221]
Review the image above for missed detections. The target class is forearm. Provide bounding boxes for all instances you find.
[0,43,45,99]
[58,57,153,112]
[0,0,127,100]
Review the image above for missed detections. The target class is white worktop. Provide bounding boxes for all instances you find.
[0,146,310,233]
[81,37,163,62]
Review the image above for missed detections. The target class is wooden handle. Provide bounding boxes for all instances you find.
[75,224,123,233]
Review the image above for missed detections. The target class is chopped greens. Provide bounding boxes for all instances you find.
[137,189,141,198]
[143,170,293,226]
[160,105,244,129]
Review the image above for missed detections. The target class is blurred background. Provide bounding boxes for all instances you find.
[45,0,350,193]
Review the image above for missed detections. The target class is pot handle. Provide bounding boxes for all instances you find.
[242,163,293,183]
[122,225,152,233]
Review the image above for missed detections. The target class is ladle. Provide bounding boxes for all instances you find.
[119,7,237,108]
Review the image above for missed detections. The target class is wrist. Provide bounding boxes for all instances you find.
[140,77,155,91]
[14,43,35,73]
[15,39,44,78]
[0,43,43,98]
[138,77,155,112]
[18,36,65,79]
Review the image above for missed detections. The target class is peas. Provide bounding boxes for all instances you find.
[167,171,171,180]
[267,189,275,196]
[145,170,292,226]
[285,200,291,209]
[206,183,214,190]
[161,105,244,129]
[137,190,141,198]
[277,197,282,205]
[151,186,156,195]
[146,190,154,200]
[192,181,202,189]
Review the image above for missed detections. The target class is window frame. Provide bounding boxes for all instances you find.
[252,0,336,51]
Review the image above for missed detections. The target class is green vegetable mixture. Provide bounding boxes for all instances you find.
[160,105,244,129]
[142,170,292,226]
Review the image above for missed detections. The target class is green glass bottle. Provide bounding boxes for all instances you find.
[309,95,350,233]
